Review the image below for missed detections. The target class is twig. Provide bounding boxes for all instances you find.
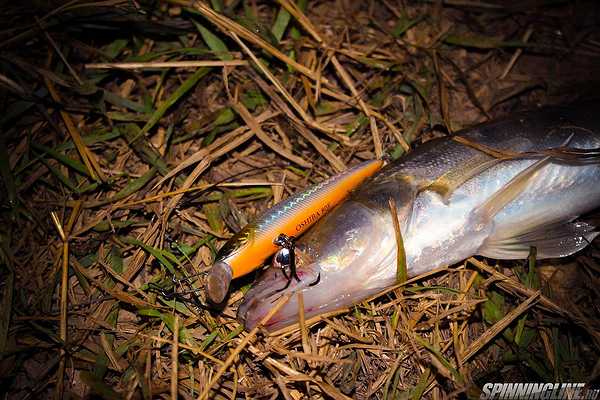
[297,292,312,356]
[500,26,534,79]
[370,117,383,159]
[193,1,318,80]
[153,109,278,188]
[232,101,312,168]
[467,257,600,348]
[461,291,540,363]
[86,60,248,69]
[171,316,179,400]
[37,17,83,86]
[57,226,69,400]
[50,201,81,400]
[44,76,105,182]
[277,0,409,153]
[197,293,292,400]
[246,70,348,171]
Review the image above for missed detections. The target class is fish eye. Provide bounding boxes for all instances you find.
[273,248,291,269]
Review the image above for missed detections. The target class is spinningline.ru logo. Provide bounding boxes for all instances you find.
[480,383,600,400]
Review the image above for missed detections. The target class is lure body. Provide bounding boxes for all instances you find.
[238,103,600,330]
[206,159,383,303]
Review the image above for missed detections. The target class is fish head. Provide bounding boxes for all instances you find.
[237,199,401,331]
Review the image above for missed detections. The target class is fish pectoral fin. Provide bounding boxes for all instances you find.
[478,220,598,259]
[418,154,501,202]
[473,156,550,221]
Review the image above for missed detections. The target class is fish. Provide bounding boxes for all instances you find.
[206,159,383,304]
[237,103,600,331]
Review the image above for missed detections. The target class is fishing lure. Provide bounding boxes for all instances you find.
[206,159,384,304]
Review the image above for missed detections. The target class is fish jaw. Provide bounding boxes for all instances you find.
[238,200,399,331]
[236,261,321,330]
[237,259,393,331]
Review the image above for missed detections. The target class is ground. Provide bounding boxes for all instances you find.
[1,0,600,399]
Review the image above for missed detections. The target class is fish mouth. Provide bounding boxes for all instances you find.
[237,262,320,331]
[237,200,393,331]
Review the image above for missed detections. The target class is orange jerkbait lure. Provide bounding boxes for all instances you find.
[206,159,384,303]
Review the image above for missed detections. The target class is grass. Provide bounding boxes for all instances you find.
[1,0,600,398]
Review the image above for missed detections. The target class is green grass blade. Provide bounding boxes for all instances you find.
[106,111,151,122]
[31,142,89,177]
[414,336,464,384]
[120,124,186,186]
[444,34,527,49]
[103,38,128,59]
[411,368,431,400]
[90,167,157,207]
[391,15,425,38]
[192,21,233,61]
[55,130,121,152]
[210,0,223,12]
[203,203,224,233]
[134,68,211,142]
[103,90,150,114]
[199,330,219,351]
[80,371,121,399]
[271,6,292,43]
[120,236,176,275]
[290,0,308,40]
[40,158,79,192]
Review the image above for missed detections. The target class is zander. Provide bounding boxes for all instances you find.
[238,103,600,330]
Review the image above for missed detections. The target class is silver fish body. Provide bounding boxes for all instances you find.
[238,104,600,331]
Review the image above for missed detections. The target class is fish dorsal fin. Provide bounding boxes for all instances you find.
[454,129,600,166]
[452,136,519,159]
[420,136,537,203]
[478,220,598,259]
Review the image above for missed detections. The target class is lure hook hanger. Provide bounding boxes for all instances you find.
[273,233,300,281]
[273,233,320,292]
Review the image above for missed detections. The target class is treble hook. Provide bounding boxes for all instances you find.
[148,277,209,311]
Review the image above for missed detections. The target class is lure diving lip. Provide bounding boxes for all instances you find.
[206,159,384,304]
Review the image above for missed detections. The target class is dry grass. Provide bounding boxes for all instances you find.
[1,0,600,398]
